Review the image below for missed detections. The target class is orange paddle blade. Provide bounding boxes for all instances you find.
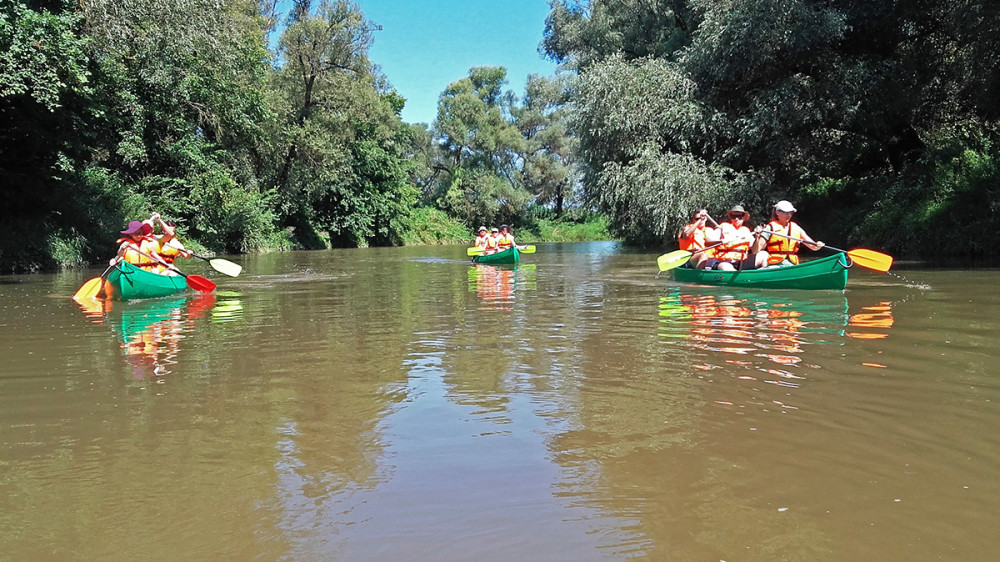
[847,249,893,272]
[73,277,104,299]
[185,274,216,293]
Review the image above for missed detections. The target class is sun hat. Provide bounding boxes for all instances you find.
[140,221,153,235]
[120,220,144,236]
[726,205,750,220]
[478,226,487,232]
[774,200,797,213]
[500,224,509,230]
[491,227,499,233]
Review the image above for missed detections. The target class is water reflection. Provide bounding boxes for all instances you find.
[73,293,231,379]
[658,289,894,387]
[467,264,536,310]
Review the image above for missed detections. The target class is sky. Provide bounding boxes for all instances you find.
[357,0,560,124]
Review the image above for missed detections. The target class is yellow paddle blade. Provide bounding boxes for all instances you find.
[518,245,536,253]
[656,250,693,272]
[467,247,486,256]
[73,277,104,299]
[847,249,893,272]
[209,258,242,277]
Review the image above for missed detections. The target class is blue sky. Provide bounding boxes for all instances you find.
[357,0,559,124]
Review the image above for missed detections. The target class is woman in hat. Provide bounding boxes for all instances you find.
[113,220,163,271]
[713,205,767,271]
[496,224,516,251]
[755,200,825,267]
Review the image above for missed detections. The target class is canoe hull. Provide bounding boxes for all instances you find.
[473,246,520,265]
[107,262,188,301]
[672,254,849,290]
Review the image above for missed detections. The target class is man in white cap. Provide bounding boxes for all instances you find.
[474,226,489,251]
[754,200,825,267]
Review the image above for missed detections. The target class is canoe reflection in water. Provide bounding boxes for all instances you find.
[467,264,536,311]
[75,293,242,379]
[658,289,894,386]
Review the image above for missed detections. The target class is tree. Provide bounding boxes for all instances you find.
[514,73,579,217]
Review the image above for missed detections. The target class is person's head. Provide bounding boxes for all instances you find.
[120,220,145,240]
[491,227,499,235]
[500,224,510,233]
[773,200,796,223]
[478,226,487,235]
[726,205,749,224]
[690,208,708,222]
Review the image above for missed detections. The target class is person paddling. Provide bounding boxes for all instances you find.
[473,226,489,251]
[496,224,515,250]
[713,205,767,271]
[484,227,500,254]
[113,220,162,272]
[754,200,825,267]
[677,208,717,269]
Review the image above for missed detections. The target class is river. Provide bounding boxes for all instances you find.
[1,242,998,560]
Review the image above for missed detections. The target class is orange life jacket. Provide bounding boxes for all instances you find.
[474,234,489,250]
[497,233,514,249]
[117,237,160,270]
[714,223,751,262]
[765,221,806,265]
[486,235,499,250]
[678,223,706,251]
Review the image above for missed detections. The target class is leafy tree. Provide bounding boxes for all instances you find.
[514,73,579,217]
[431,66,529,227]
[268,0,414,247]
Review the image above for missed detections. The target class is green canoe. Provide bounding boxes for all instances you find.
[672,253,850,290]
[472,246,520,265]
[107,261,188,301]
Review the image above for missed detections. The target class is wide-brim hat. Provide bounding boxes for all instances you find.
[726,205,750,220]
[121,220,144,235]
[774,200,797,213]
[478,226,487,232]
[140,221,153,235]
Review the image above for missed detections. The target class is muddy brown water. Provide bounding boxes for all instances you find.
[1,242,998,560]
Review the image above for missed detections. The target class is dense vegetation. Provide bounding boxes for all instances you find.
[3,0,998,271]
[543,0,1000,259]
[0,0,598,272]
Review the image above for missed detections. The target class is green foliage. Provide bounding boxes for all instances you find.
[188,169,279,253]
[399,207,471,245]
[526,215,612,242]
[544,0,1000,255]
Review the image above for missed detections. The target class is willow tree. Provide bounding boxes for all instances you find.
[545,0,1000,254]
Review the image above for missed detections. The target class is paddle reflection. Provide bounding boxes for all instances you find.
[658,290,894,383]
[468,264,536,310]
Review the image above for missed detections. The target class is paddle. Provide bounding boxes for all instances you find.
[467,245,535,256]
[132,248,217,293]
[762,231,893,272]
[162,241,242,277]
[73,263,116,299]
[656,236,750,272]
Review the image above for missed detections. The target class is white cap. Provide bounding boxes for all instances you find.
[774,200,797,213]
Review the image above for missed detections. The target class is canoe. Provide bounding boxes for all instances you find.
[672,253,850,290]
[472,245,520,265]
[106,261,188,301]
